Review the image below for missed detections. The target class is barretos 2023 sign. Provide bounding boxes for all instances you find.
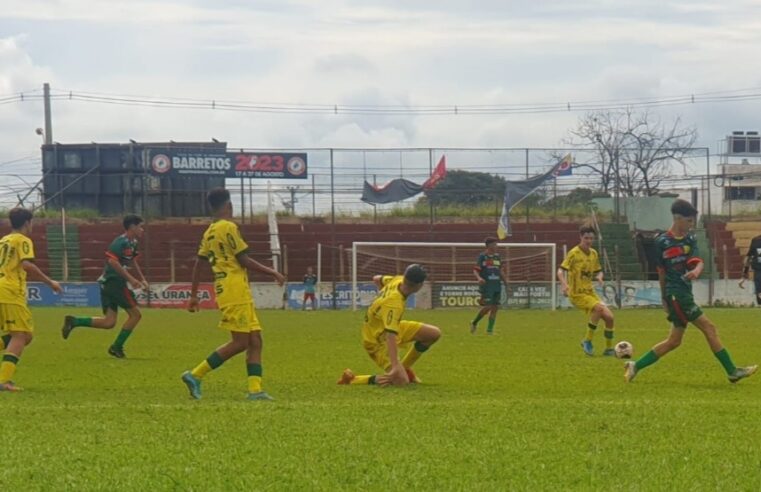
[147,149,308,179]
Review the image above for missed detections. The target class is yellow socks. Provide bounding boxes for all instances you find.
[0,354,19,383]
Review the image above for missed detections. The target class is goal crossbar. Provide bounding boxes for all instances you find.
[351,242,557,311]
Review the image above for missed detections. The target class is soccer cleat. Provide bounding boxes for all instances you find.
[728,365,758,384]
[469,322,477,334]
[181,371,202,399]
[624,361,637,382]
[0,381,23,392]
[602,348,616,357]
[337,368,355,385]
[581,340,594,356]
[405,367,422,384]
[61,315,75,340]
[248,391,275,401]
[108,346,126,359]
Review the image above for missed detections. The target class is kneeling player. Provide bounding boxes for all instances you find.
[338,264,441,387]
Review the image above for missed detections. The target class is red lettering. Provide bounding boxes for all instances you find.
[235,154,252,171]
[253,155,272,171]
[272,155,284,171]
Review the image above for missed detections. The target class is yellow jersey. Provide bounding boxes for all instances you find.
[363,275,407,343]
[197,219,252,308]
[560,245,601,297]
[0,232,35,306]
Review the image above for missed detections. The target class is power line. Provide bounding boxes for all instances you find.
[5,87,761,116]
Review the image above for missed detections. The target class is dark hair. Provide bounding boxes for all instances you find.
[579,224,597,236]
[123,214,143,230]
[671,199,698,217]
[404,264,428,284]
[484,237,498,246]
[207,187,231,213]
[9,207,33,230]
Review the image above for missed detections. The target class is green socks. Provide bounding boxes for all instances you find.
[604,329,614,349]
[487,317,496,333]
[111,329,133,349]
[635,350,659,372]
[73,317,93,327]
[585,323,596,341]
[473,313,485,324]
[714,348,737,375]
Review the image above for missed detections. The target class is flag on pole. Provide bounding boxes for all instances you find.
[361,155,447,204]
[497,154,573,239]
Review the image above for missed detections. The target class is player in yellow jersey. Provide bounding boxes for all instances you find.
[180,188,285,401]
[338,264,441,387]
[0,208,62,392]
[557,224,616,357]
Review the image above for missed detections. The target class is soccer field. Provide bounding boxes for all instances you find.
[2,307,760,490]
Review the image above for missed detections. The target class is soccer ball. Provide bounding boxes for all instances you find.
[614,341,634,359]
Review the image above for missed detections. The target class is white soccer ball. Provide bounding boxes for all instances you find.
[615,341,634,359]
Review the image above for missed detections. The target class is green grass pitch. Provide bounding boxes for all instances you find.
[1,307,760,490]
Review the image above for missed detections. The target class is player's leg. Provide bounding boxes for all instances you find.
[471,306,490,333]
[754,276,761,306]
[0,331,32,391]
[181,305,251,399]
[624,324,685,382]
[400,322,441,382]
[692,315,757,382]
[302,292,308,310]
[245,309,273,400]
[486,300,499,334]
[108,305,141,358]
[0,304,35,391]
[576,296,598,356]
[0,332,11,351]
[593,303,616,356]
[63,283,121,338]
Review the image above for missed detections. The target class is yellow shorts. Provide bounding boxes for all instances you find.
[218,303,261,333]
[0,303,34,333]
[363,320,423,371]
[569,294,604,315]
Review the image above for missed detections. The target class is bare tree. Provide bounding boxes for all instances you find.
[565,109,698,196]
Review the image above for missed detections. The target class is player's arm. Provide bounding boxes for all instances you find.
[380,304,408,386]
[188,255,206,312]
[236,254,285,285]
[372,275,384,289]
[132,256,149,289]
[106,256,142,289]
[473,264,485,284]
[684,238,704,280]
[556,267,569,295]
[22,260,62,294]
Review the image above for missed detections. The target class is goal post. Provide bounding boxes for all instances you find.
[351,242,557,311]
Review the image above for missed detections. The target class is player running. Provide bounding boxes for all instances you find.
[470,237,507,335]
[338,264,441,387]
[624,199,757,383]
[181,187,285,401]
[557,224,616,356]
[739,232,761,305]
[62,215,149,358]
[0,208,62,392]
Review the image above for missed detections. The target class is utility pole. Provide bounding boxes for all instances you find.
[287,186,298,215]
[43,83,53,144]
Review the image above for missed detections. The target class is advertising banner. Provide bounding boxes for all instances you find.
[134,283,217,309]
[27,282,100,307]
[286,282,415,310]
[146,148,308,179]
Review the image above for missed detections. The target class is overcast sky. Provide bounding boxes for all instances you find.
[2,0,761,208]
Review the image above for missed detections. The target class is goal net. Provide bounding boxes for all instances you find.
[351,242,557,311]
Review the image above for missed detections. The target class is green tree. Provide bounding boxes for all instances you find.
[422,170,506,206]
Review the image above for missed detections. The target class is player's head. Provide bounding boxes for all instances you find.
[484,237,498,253]
[403,263,427,294]
[671,199,697,232]
[207,187,232,217]
[123,214,144,238]
[578,223,597,249]
[9,207,33,232]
